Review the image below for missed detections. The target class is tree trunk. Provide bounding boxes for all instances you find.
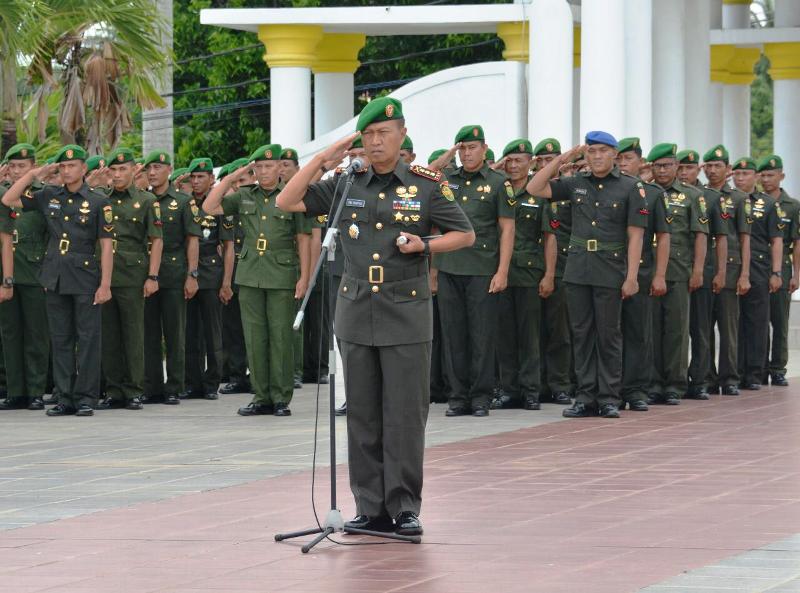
[0,53,18,154]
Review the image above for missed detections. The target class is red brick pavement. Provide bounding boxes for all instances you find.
[2,390,800,593]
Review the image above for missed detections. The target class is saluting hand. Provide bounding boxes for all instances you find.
[320,132,361,169]
[32,163,59,182]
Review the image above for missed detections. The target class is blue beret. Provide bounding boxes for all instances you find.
[585,131,618,148]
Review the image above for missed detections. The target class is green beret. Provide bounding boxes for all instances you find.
[107,147,135,165]
[216,163,231,180]
[187,157,214,174]
[351,136,363,149]
[401,135,413,151]
[502,139,533,158]
[455,125,485,144]
[428,149,447,165]
[646,143,678,163]
[356,97,403,132]
[169,167,189,182]
[85,155,107,172]
[732,157,757,171]
[533,138,561,156]
[249,144,281,162]
[280,147,298,162]
[676,149,700,164]
[143,150,172,167]
[757,154,783,172]
[485,148,495,162]
[135,158,145,165]
[230,157,250,171]
[54,144,87,163]
[703,144,729,164]
[45,156,56,165]
[5,143,36,161]
[617,137,641,156]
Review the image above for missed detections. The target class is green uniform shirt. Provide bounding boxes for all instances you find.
[747,192,783,285]
[152,184,202,289]
[656,179,709,282]
[706,184,751,289]
[106,186,162,288]
[193,193,235,291]
[773,189,800,289]
[541,195,572,279]
[507,183,548,287]
[638,181,672,280]
[549,167,649,289]
[0,181,47,287]
[435,163,515,276]
[222,183,311,290]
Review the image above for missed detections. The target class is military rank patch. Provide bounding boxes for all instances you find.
[699,217,709,225]
[504,180,514,198]
[103,205,113,224]
[698,196,707,215]
[549,219,560,229]
[222,215,235,229]
[440,184,454,201]
[317,215,328,224]
[409,164,442,183]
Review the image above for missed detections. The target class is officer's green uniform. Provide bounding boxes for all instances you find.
[0,144,50,407]
[101,148,162,405]
[548,140,648,410]
[142,150,202,401]
[19,145,113,410]
[648,144,709,401]
[303,212,331,381]
[302,97,473,519]
[495,139,548,409]
[221,145,311,409]
[427,146,450,401]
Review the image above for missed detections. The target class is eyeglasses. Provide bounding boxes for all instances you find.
[652,162,676,170]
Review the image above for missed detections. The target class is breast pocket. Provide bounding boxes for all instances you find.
[518,203,541,224]
[340,208,369,242]
[597,199,625,224]
[239,202,257,217]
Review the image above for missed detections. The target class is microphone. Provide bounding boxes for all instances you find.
[342,157,364,175]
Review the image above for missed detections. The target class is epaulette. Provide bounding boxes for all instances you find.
[409,164,442,183]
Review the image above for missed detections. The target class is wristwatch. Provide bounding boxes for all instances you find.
[772,271,783,278]
[147,275,159,282]
[188,269,199,279]
[2,277,13,288]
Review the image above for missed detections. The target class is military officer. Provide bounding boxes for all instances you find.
[434,124,515,417]
[400,136,416,164]
[95,148,162,411]
[141,150,201,405]
[615,138,671,411]
[204,144,311,417]
[170,167,192,195]
[1,145,113,416]
[732,157,784,389]
[85,155,110,191]
[492,139,555,411]
[277,96,474,537]
[528,132,647,418]
[758,155,799,386]
[0,144,50,411]
[701,145,751,396]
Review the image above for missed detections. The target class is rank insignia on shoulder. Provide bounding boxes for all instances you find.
[440,183,455,201]
[409,165,442,182]
[504,180,514,198]
[507,197,517,207]
[699,217,709,225]
[103,205,113,224]
[103,225,114,232]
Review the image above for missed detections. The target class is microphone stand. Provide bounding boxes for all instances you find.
[274,171,421,553]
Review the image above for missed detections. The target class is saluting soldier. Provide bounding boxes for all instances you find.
[528,131,647,419]
[171,168,192,195]
[758,155,799,387]
[400,136,416,164]
[1,145,113,416]
[732,157,784,389]
[85,155,110,191]
[0,144,50,411]
[141,150,201,406]
[615,138,671,411]
[204,144,311,417]
[434,124,515,417]
[277,96,474,537]
[96,148,163,411]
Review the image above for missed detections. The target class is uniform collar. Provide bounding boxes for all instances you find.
[111,185,138,199]
[363,158,407,186]
[455,161,491,180]
[60,182,93,199]
[580,166,621,181]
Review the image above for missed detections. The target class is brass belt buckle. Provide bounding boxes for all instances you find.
[586,239,598,252]
[59,238,70,253]
[256,238,268,252]
[368,265,384,284]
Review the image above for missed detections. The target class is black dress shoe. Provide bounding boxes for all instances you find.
[771,374,789,387]
[140,394,164,404]
[46,404,76,416]
[96,397,125,410]
[524,397,541,410]
[0,398,28,410]
[445,407,469,417]
[599,403,620,418]
[471,406,489,417]
[344,514,395,532]
[563,402,596,418]
[646,393,660,405]
[686,388,710,400]
[293,377,303,389]
[182,390,205,399]
[205,391,219,400]
[721,385,740,396]
[742,382,761,391]
[28,398,44,410]
[75,404,94,417]
[126,398,143,410]
[42,394,57,405]
[335,402,347,416]
[164,394,180,405]
[490,392,519,409]
[218,382,250,395]
[274,402,292,416]
[238,402,274,416]
[629,399,649,411]
[663,393,680,405]
[394,511,423,536]
[708,384,721,395]
[552,391,572,405]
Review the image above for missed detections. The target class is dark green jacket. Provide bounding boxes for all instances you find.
[152,184,202,289]
[0,181,47,287]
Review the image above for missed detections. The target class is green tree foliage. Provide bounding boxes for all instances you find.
[751,53,773,160]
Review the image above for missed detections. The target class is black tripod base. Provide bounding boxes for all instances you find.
[344,526,422,544]
[274,524,421,554]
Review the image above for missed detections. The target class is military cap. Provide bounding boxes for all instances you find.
[617,137,642,156]
[485,148,495,162]
[54,144,87,163]
[85,155,106,172]
[169,167,189,182]
[135,157,145,165]
[646,143,678,163]
[428,149,447,165]
[280,147,298,162]
[533,138,561,156]
[732,157,757,171]
[143,150,172,167]
[187,157,214,174]
[757,154,783,172]
[107,147,135,165]
[5,143,36,161]
[703,144,729,164]
[502,139,533,158]
[356,97,403,132]
[455,125,485,144]
[401,135,414,151]
[45,156,56,165]
[216,163,230,180]
[350,136,363,150]
[230,157,250,171]
[676,149,700,164]
[248,144,281,162]
[585,131,618,148]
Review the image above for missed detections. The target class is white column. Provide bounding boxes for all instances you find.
[652,0,687,146]
[708,0,724,152]
[270,68,313,146]
[773,78,800,197]
[312,33,366,138]
[142,0,173,157]
[721,0,751,158]
[572,68,581,146]
[683,0,711,151]
[528,0,573,145]
[623,0,652,148]
[579,0,625,138]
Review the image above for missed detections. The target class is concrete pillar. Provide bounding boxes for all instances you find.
[708,0,725,152]
[496,21,529,63]
[572,26,581,146]
[723,46,760,159]
[652,0,686,146]
[258,25,323,147]
[142,0,174,158]
[623,0,652,148]
[765,42,800,198]
[312,34,366,137]
[580,0,625,138]
[683,0,711,152]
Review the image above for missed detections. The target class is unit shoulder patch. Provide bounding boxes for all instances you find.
[409,165,442,183]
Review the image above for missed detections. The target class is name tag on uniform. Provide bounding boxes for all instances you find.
[447,183,460,190]
[519,203,540,209]
[346,198,365,208]
[574,188,587,195]
[242,199,254,206]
